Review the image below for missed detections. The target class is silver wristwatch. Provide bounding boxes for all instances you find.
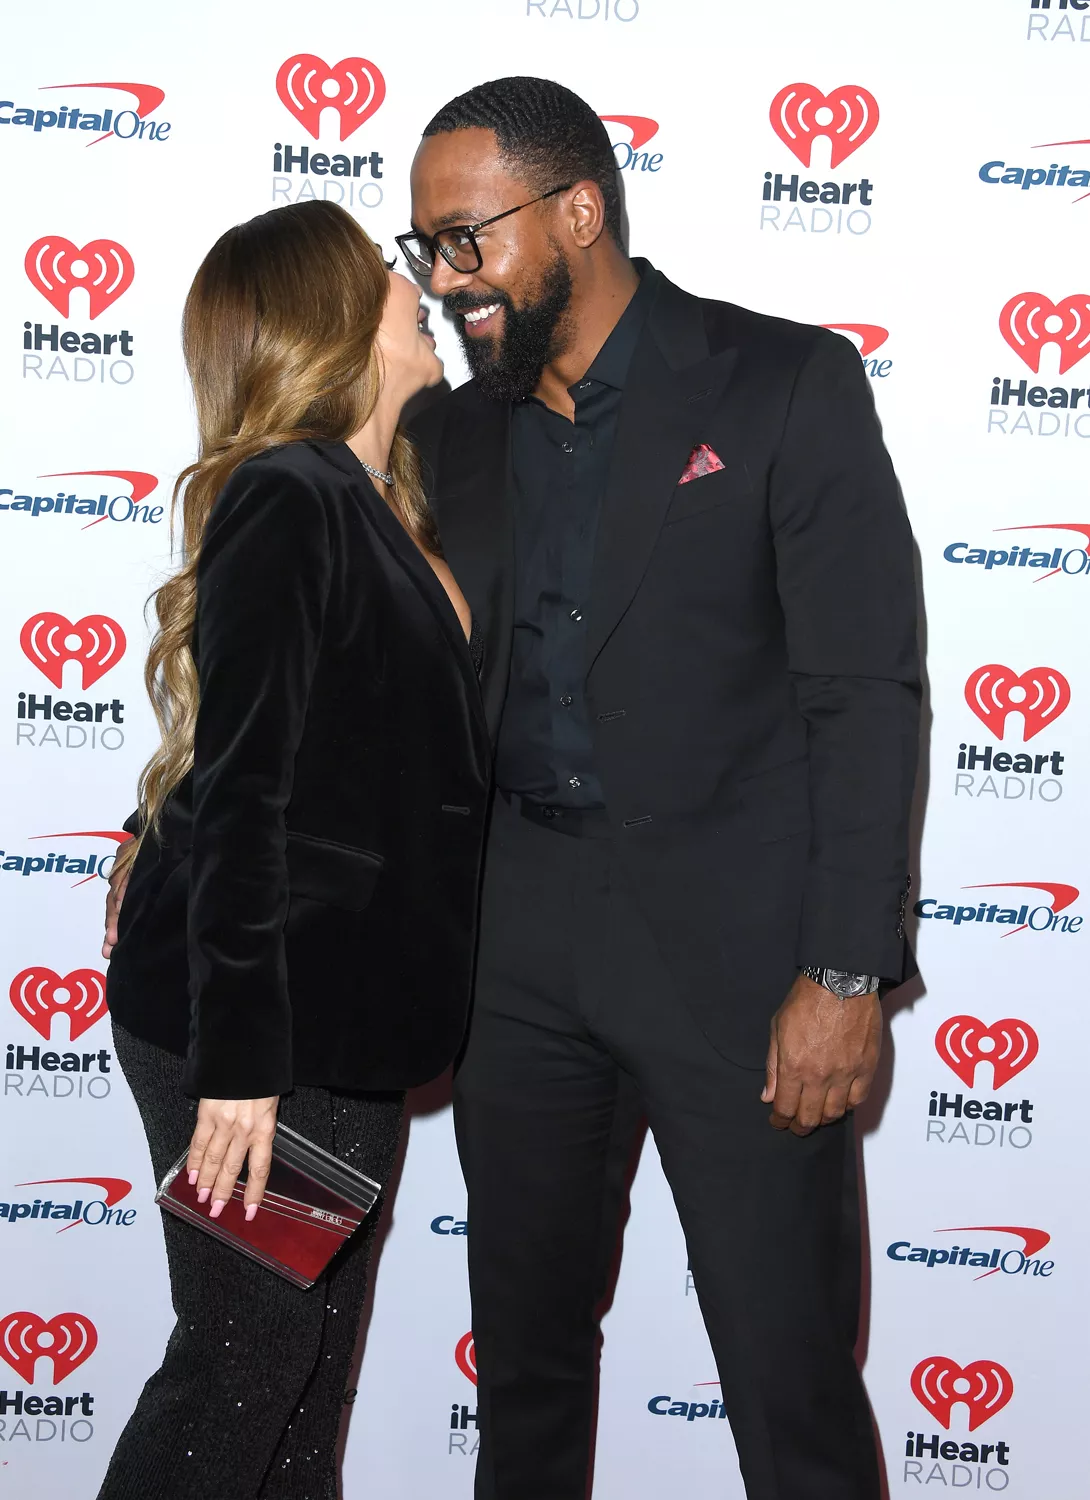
[802,966,880,998]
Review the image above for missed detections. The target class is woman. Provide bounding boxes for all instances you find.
[99,200,488,1498]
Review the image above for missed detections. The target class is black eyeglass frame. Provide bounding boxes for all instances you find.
[395,183,574,276]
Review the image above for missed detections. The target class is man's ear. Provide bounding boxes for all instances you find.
[566,181,607,250]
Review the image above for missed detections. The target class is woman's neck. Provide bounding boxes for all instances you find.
[346,390,401,482]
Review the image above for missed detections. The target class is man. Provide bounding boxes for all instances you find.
[400,77,919,1500]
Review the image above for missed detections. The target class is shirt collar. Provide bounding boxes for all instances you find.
[572,259,657,396]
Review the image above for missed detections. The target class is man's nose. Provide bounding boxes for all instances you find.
[427,255,466,299]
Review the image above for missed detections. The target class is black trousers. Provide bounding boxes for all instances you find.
[454,795,880,1500]
[99,1023,403,1500]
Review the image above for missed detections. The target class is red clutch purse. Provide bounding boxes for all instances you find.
[155,1122,382,1288]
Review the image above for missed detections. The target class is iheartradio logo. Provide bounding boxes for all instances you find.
[20,612,126,689]
[276,55,385,140]
[0,1311,97,1384]
[910,1356,1013,1432]
[9,967,107,1042]
[999,292,1090,374]
[769,83,879,168]
[25,237,134,320]
[964,664,1070,740]
[935,1016,1038,1090]
[455,1332,476,1385]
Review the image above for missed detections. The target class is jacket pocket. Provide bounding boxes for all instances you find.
[286,830,384,911]
[662,466,753,527]
[737,758,810,844]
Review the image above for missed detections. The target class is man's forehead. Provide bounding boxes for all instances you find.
[411,130,526,226]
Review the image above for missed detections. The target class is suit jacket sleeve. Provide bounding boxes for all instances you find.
[182,460,331,1099]
[769,330,920,981]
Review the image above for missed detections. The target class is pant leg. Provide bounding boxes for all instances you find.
[260,1091,404,1499]
[588,868,881,1500]
[454,802,637,1500]
[99,1023,397,1500]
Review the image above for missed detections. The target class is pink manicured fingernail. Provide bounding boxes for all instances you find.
[244,1204,258,1222]
[187,1170,198,1186]
[196,1188,210,1204]
[209,1200,225,1219]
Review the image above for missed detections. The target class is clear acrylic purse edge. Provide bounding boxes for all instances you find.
[273,1121,382,1211]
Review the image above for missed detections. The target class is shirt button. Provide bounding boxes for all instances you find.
[562,441,574,454]
[560,694,573,707]
[570,608,583,622]
[568,776,582,789]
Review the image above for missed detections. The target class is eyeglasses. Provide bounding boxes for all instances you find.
[395,184,573,277]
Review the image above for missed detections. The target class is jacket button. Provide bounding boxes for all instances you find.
[560,694,573,707]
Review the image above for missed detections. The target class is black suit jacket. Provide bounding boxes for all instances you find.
[410,266,920,1069]
[108,439,490,1099]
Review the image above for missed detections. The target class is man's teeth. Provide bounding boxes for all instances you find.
[463,303,501,324]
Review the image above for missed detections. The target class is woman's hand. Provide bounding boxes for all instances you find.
[187,1096,279,1220]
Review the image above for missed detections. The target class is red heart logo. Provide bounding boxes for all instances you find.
[911,1356,1013,1432]
[964,664,1070,741]
[276,54,386,141]
[455,1331,477,1385]
[0,1312,98,1385]
[769,83,879,169]
[24,237,134,319]
[934,1016,1039,1090]
[999,292,1090,374]
[20,612,126,690]
[9,967,108,1042]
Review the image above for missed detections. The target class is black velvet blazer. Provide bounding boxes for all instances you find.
[107,439,490,1099]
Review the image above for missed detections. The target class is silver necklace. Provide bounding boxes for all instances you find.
[359,458,394,487]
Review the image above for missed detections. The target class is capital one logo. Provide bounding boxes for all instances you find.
[935,1016,1039,1090]
[910,1357,1013,1432]
[455,1332,477,1385]
[276,55,385,140]
[0,1311,97,1384]
[25,237,134,320]
[964,664,1070,740]
[822,323,888,357]
[769,83,879,167]
[10,967,107,1041]
[20,612,126,689]
[999,292,1090,373]
[600,114,662,173]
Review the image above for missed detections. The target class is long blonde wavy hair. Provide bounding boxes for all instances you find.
[115,200,435,881]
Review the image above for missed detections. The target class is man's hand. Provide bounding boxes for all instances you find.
[102,860,131,960]
[762,974,882,1135]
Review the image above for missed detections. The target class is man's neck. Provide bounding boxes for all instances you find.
[532,252,641,419]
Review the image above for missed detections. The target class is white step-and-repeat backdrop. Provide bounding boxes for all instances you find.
[2,2,1086,1495]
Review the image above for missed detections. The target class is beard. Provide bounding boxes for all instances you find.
[445,248,573,403]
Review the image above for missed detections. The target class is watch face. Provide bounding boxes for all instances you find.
[826,970,870,997]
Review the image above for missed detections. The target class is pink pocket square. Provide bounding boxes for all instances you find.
[678,443,726,485]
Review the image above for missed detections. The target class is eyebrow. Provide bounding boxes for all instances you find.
[425,208,484,231]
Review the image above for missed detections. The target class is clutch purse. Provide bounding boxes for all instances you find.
[154,1122,382,1289]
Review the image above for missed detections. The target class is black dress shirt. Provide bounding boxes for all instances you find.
[495,270,655,808]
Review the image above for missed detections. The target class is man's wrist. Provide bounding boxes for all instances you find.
[801,965,880,999]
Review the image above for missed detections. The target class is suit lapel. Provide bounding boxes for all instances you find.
[316,440,491,764]
[585,276,738,671]
[429,391,514,741]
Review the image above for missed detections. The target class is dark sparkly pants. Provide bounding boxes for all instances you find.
[98,1022,404,1500]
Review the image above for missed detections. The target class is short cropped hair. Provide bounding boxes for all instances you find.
[423,76,623,245]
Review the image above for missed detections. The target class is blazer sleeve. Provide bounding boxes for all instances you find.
[768,331,920,981]
[182,459,331,1099]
